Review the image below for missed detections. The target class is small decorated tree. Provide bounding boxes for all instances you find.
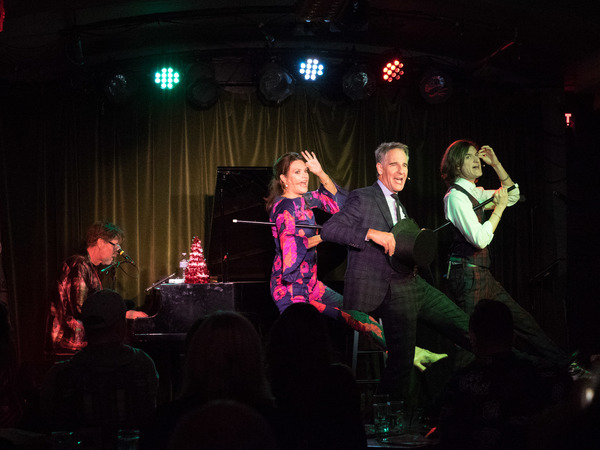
[184,236,210,284]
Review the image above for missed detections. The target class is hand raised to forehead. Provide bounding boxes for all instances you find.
[477,145,499,166]
[301,150,323,175]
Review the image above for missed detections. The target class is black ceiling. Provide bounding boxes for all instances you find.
[1,0,599,92]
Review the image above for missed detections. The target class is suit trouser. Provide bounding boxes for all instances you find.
[374,275,471,400]
[447,264,569,366]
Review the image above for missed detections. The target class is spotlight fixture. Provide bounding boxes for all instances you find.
[185,63,219,109]
[186,79,219,109]
[298,58,324,81]
[342,64,375,100]
[104,72,138,104]
[154,67,180,90]
[333,0,369,32]
[419,70,453,104]
[382,58,404,83]
[258,62,296,105]
[296,0,348,22]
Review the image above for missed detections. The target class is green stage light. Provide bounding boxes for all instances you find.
[155,67,180,90]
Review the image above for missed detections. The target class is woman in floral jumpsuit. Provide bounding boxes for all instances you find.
[266,151,448,369]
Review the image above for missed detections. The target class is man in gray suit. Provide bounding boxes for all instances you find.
[321,141,471,400]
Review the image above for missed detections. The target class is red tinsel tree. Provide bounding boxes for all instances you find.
[184,236,210,284]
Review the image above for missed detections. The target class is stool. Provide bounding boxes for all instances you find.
[351,324,388,424]
[351,318,387,385]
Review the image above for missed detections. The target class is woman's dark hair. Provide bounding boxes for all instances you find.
[440,139,479,186]
[264,152,304,212]
[180,311,271,407]
[265,303,335,384]
[470,299,514,347]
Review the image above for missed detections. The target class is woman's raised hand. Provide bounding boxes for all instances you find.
[301,150,323,176]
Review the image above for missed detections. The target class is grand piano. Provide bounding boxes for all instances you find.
[132,167,279,344]
[130,166,349,402]
[128,167,280,402]
[132,165,347,343]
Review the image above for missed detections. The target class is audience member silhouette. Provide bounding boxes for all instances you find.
[265,302,367,450]
[40,289,159,441]
[166,400,277,450]
[528,361,599,449]
[437,299,569,450]
[139,310,274,450]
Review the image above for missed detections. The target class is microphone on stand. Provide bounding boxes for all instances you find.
[100,248,136,274]
[117,248,136,265]
[100,264,116,274]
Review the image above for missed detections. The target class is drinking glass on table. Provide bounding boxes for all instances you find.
[372,394,391,437]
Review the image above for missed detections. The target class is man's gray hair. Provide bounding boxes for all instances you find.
[374,142,409,164]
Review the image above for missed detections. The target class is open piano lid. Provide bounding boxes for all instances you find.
[207,167,274,282]
[206,166,347,283]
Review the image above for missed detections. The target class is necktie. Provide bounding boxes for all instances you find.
[391,193,404,223]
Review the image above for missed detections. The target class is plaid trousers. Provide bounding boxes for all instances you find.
[374,274,471,400]
[447,264,568,366]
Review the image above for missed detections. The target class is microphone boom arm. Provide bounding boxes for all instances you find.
[232,219,322,229]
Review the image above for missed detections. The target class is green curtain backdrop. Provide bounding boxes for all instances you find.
[0,81,567,362]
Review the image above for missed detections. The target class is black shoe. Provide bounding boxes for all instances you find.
[568,361,593,381]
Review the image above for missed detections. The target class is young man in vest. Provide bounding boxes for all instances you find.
[440,140,584,377]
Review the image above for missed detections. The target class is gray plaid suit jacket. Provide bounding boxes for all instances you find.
[321,182,401,311]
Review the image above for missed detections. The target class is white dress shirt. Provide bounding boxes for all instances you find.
[444,177,520,249]
[377,179,406,224]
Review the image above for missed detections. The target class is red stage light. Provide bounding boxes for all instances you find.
[382,59,404,82]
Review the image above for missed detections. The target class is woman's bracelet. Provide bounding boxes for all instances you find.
[499,174,510,182]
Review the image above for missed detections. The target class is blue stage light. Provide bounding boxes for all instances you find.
[298,58,324,81]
